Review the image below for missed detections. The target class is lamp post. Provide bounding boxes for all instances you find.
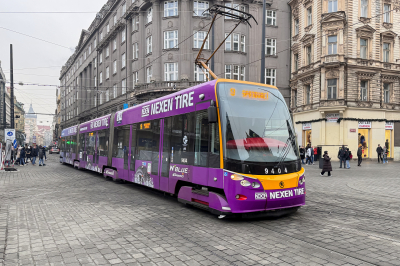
[260,1,266,84]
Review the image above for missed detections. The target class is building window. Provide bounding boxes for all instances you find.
[147,7,153,23]
[306,45,312,64]
[384,4,391,23]
[94,76,97,87]
[164,1,178,17]
[100,31,103,40]
[94,38,97,48]
[240,66,245,81]
[266,10,276,26]
[194,31,209,49]
[146,66,152,83]
[294,53,299,71]
[146,36,152,54]
[106,46,110,57]
[265,68,276,86]
[122,53,126,68]
[122,79,126,94]
[99,93,103,105]
[106,66,110,79]
[113,84,118,99]
[164,63,178,81]
[113,38,117,51]
[194,1,209,16]
[94,57,97,68]
[132,17,139,31]
[100,72,103,84]
[114,15,117,25]
[360,38,368,59]
[327,79,337,99]
[240,35,245,52]
[133,43,139,59]
[194,64,209,81]
[305,85,311,104]
[88,44,91,54]
[266,38,276,55]
[99,52,103,64]
[122,2,126,14]
[106,89,110,102]
[307,7,312,26]
[328,35,337,54]
[113,60,117,74]
[360,81,368,101]
[224,65,245,80]
[225,34,231,50]
[233,33,240,51]
[328,0,338,12]
[383,83,390,103]
[164,30,178,49]
[225,65,231,79]
[94,95,97,107]
[294,19,299,35]
[107,24,110,33]
[134,72,139,84]
[121,29,126,43]
[383,43,390,62]
[233,65,239,80]
[361,0,368,17]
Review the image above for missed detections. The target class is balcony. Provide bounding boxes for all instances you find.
[324,54,339,64]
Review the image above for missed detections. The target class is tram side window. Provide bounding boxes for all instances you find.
[71,135,77,154]
[194,111,209,167]
[136,121,153,161]
[209,123,220,168]
[151,119,161,175]
[86,132,95,155]
[161,117,172,177]
[98,129,109,157]
[66,136,71,153]
[130,124,137,171]
[171,113,195,165]
[78,134,85,155]
[60,138,65,153]
[112,125,130,158]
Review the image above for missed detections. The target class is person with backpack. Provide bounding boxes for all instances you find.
[320,151,332,177]
[346,148,352,169]
[357,145,363,166]
[382,146,388,164]
[339,145,346,168]
[376,144,383,163]
[299,146,305,164]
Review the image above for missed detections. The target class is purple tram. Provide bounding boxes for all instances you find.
[60,79,305,217]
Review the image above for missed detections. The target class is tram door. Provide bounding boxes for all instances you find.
[160,118,172,192]
[129,124,137,180]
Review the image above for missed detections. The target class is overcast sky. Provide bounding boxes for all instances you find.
[0,0,105,126]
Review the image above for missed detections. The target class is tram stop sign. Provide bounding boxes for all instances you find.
[5,129,15,142]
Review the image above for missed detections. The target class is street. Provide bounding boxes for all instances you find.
[1,155,399,266]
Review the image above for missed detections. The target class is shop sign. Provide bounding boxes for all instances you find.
[385,122,394,130]
[326,113,339,123]
[358,121,371,128]
[350,129,356,132]
[302,123,312,130]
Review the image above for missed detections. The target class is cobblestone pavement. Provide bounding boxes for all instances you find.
[1,155,399,266]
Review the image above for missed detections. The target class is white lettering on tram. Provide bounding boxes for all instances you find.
[90,118,109,129]
[144,91,195,117]
[269,190,293,199]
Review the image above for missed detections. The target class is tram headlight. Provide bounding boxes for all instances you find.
[251,182,261,188]
[231,174,244,181]
[240,180,251,187]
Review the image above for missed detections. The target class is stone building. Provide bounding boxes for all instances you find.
[289,0,400,159]
[25,104,38,144]
[59,0,291,129]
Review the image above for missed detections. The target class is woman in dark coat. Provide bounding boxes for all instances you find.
[320,151,332,177]
[299,146,305,164]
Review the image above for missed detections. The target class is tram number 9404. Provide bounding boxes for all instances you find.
[265,167,287,175]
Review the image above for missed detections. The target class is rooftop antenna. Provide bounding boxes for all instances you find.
[195,4,258,80]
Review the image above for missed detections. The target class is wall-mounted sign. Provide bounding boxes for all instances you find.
[385,122,394,130]
[358,121,371,128]
[302,123,312,130]
[326,113,339,123]
[350,128,356,132]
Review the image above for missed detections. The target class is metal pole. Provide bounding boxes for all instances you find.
[10,44,14,128]
[260,1,266,84]
[211,21,215,78]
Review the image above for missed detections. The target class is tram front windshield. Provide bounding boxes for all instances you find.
[217,82,299,164]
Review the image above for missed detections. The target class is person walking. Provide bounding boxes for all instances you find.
[313,146,318,163]
[16,146,21,166]
[346,148,352,169]
[320,151,332,177]
[31,145,38,166]
[306,145,312,165]
[382,146,388,164]
[41,146,46,166]
[25,145,31,164]
[38,145,44,166]
[310,146,315,165]
[339,145,346,168]
[19,146,25,166]
[299,146,305,164]
[357,145,363,166]
[376,144,383,163]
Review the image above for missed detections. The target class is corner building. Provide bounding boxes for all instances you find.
[289,0,400,160]
[59,0,291,133]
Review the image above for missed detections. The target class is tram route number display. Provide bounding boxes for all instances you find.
[255,188,305,200]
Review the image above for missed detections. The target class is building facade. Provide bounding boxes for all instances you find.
[59,0,291,129]
[289,0,400,160]
[25,104,38,144]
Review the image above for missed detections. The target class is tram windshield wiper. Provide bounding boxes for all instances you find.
[275,120,298,167]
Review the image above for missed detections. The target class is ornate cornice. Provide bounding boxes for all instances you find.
[355,71,376,79]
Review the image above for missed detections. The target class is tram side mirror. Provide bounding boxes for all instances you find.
[208,101,218,123]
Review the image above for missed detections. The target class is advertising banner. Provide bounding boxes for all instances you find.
[326,113,339,123]
[302,123,312,130]
[385,122,394,130]
[358,121,371,128]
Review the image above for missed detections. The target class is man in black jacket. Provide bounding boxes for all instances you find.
[376,144,383,163]
[357,146,363,166]
[31,145,38,166]
[339,145,347,168]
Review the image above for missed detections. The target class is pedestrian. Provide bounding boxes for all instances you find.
[31,145,38,166]
[339,145,346,168]
[299,146,305,164]
[313,146,318,162]
[43,146,47,161]
[320,151,332,177]
[376,144,383,163]
[346,148,352,169]
[38,145,44,166]
[25,145,31,164]
[16,146,21,166]
[306,145,312,165]
[310,146,315,165]
[19,147,25,166]
[357,145,362,166]
[382,146,388,164]
[5,144,12,167]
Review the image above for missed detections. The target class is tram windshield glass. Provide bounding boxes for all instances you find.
[217,82,299,163]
